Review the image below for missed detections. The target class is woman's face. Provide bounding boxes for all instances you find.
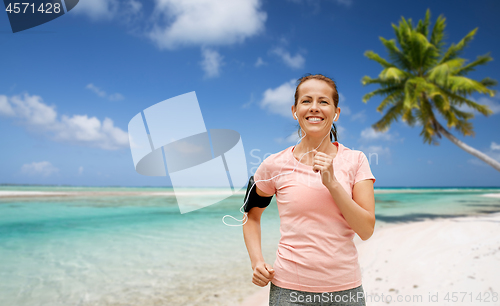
[292,79,340,138]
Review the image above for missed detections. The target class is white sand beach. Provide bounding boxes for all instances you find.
[0,191,72,197]
[240,212,500,306]
[482,193,500,198]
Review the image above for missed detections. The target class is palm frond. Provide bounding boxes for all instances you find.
[456,53,493,76]
[447,76,495,97]
[364,51,395,68]
[427,58,466,85]
[379,37,412,70]
[361,76,393,86]
[454,119,475,137]
[430,14,446,53]
[479,77,498,89]
[362,85,403,103]
[449,105,475,120]
[439,28,478,64]
[377,92,404,113]
[401,107,418,126]
[372,101,405,132]
[435,86,493,116]
[417,99,439,144]
[379,67,410,83]
[416,8,431,37]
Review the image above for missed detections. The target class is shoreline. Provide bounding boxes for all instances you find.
[0,190,247,198]
[240,211,500,306]
[0,190,498,198]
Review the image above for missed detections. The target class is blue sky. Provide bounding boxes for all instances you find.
[1,0,499,187]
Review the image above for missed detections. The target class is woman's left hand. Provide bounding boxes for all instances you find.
[312,149,337,188]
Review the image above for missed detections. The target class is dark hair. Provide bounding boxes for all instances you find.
[294,73,339,142]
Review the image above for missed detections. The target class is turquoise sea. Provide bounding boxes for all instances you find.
[1,186,500,306]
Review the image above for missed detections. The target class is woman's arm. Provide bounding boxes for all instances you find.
[243,186,275,286]
[327,179,375,240]
[312,150,376,241]
[243,205,266,269]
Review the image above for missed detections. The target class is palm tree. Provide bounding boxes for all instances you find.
[362,9,500,172]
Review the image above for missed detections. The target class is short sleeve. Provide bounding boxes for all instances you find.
[253,157,277,195]
[354,152,376,185]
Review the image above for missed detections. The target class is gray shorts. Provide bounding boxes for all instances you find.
[269,282,366,306]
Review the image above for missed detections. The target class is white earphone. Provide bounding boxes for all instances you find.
[295,112,337,121]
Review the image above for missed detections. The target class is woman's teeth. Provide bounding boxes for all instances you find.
[307,117,323,122]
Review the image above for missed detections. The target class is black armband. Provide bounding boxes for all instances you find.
[243,176,273,213]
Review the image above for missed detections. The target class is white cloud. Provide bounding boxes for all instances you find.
[86,83,124,101]
[357,145,391,165]
[361,127,404,142]
[275,130,301,144]
[7,94,57,125]
[337,92,351,114]
[200,47,224,78]
[148,0,267,50]
[78,166,84,175]
[255,57,266,67]
[491,142,500,151]
[270,47,305,69]
[86,83,106,98]
[71,0,142,21]
[108,93,125,101]
[0,95,15,116]
[126,0,142,15]
[260,79,296,117]
[72,0,117,20]
[478,96,500,114]
[350,110,366,122]
[21,161,59,177]
[242,92,255,109]
[360,127,396,141]
[0,93,129,150]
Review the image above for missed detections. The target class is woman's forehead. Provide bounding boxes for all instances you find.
[298,80,334,97]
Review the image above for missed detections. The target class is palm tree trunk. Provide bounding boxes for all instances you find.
[435,121,500,172]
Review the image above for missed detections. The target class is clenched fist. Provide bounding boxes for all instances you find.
[252,261,275,287]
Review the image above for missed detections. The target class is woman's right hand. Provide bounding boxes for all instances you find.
[252,261,275,287]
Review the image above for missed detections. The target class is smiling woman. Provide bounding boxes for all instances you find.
[242,74,376,306]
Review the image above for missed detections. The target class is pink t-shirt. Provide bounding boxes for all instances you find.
[254,141,376,292]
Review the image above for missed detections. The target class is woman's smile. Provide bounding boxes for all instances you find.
[305,116,324,124]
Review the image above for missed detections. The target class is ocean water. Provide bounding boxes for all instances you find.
[0,186,499,305]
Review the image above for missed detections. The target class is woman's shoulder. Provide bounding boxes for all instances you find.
[337,142,368,166]
[260,146,293,167]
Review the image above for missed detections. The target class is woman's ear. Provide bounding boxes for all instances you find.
[291,105,296,120]
[334,107,341,121]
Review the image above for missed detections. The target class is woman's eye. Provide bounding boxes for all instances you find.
[302,100,310,103]
[321,101,328,104]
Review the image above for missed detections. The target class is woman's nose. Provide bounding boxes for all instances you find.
[309,100,320,111]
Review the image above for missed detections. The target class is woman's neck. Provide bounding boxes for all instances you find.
[296,134,336,154]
